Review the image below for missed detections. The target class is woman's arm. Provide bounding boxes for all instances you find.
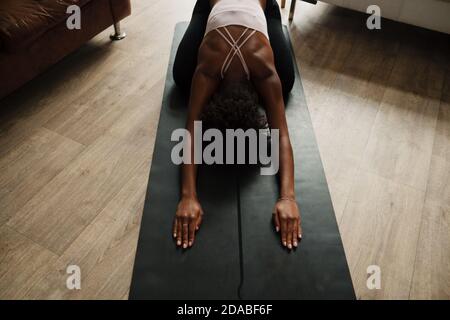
[256,72,295,198]
[253,69,302,250]
[174,60,220,249]
[182,67,219,199]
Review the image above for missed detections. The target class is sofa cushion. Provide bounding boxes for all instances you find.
[0,0,92,52]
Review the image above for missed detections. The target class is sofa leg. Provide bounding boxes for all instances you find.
[281,0,286,9]
[110,22,127,41]
[289,0,297,21]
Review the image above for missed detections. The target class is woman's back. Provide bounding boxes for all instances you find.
[173,0,295,96]
[201,0,273,83]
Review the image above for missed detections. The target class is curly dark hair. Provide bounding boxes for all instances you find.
[201,81,267,130]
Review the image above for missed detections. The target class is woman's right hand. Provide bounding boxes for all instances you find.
[173,196,204,248]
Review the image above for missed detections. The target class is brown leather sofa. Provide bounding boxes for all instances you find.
[0,0,131,100]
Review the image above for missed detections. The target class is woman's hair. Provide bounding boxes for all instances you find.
[201,81,267,130]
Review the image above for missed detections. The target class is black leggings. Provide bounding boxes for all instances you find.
[173,0,295,96]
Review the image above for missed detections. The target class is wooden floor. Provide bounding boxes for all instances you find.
[0,0,448,299]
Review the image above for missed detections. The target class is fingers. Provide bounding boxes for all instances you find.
[173,218,178,239]
[196,211,203,231]
[293,220,299,248]
[188,217,196,247]
[281,219,287,247]
[175,209,202,249]
[298,219,303,240]
[286,219,293,249]
[182,217,189,249]
[176,217,182,247]
[280,217,300,250]
[273,211,280,232]
[276,201,302,250]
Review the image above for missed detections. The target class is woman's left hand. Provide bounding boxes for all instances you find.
[273,199,302,250]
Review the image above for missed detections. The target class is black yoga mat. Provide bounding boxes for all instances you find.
[129,22,355,300]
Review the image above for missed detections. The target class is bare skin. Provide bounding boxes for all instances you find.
[173,0,302,250]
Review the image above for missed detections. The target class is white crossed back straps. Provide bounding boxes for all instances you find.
[215,27,257,80]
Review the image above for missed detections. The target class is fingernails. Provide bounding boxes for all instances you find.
[276,227,279,232]
[183,243,187,249]
[288,244,292,249]
[283,241,287,246]
[189,241,193,247]
[299,234,302,239]
[177,240,181,246]
[173,233,177,238]
[293,241,298,247]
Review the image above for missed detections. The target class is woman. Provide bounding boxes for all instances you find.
[172,0,302,250]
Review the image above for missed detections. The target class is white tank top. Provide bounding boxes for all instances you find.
[204,0,269,80]
[205,0,269,39]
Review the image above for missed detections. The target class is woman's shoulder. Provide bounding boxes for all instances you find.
[246,37,277,80]
[196,37,224,78]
